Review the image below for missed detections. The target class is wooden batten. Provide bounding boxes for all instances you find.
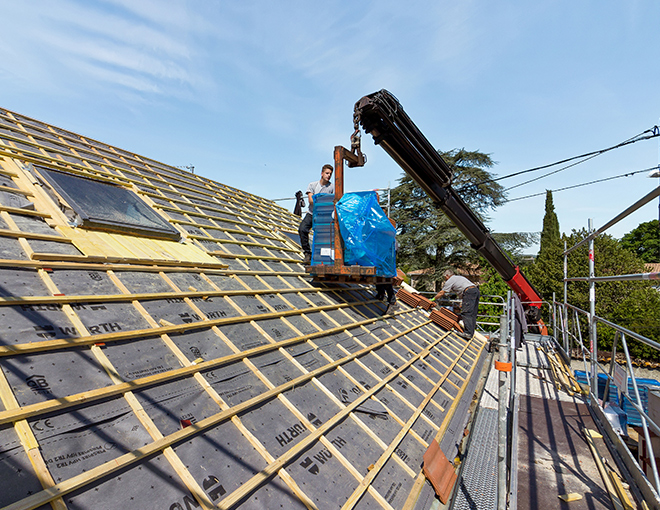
[0,105,490,510]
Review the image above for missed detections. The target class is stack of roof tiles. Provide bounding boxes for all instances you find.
[395,288,435,311]
[392,268,406,286]
[416,295,436,311]
[429,307,464,332]
[396,288,422,307]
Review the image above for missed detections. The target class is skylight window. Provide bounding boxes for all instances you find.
[38,167,180,240]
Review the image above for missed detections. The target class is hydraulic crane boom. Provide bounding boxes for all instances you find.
[354,89,544,325]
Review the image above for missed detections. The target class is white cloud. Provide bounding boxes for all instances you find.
[72,58,163,94]
[42,32,191,83]
[97,0,197,29]
[0,0,218,101]
[0,1,490,115]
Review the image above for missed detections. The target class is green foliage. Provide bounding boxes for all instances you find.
[529,226,660,360]
[526,190,564,327]
[563,229,660,360]
[390,148,533,291]
[527,261,564,306]
[539,190,560,258]
[526,241,564,304]
[478,265,510,331]
[620,219,660,263]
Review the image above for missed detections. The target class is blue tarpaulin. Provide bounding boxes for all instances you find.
[335,191,396,277]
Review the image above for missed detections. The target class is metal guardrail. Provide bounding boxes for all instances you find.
[553,299,660,497]
[413,276,660,502]
[566,271,660,283]
[410,188,660,505]
[555,188,660,497]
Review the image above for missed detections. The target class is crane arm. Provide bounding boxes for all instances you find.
[354,89,543,322]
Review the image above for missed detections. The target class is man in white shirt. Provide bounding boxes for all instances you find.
[298,164,334,265]
[434,269,480,339]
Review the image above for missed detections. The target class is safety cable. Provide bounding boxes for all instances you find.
[456,127,659,194]
[506,166,657,202]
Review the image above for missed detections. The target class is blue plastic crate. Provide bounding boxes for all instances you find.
[574,370,660,427]
[312,193,334,204]
[622,378,660,427]
[312,193,335,223]
[574,371,619,404]
[311,193,335,266]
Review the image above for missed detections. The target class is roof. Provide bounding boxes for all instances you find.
[0,107,487,509]
[407,266,482,280]
[646,262,660,273]
[407,268,434,276]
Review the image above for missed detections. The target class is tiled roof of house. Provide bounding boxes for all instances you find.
[646,262,660,273]
[0,107,487,509]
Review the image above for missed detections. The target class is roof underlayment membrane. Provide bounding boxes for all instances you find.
[0,108,487,510]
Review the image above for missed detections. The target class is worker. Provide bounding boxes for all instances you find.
[433,269,480,339]
[375,282,396,313]
[375,213,398,313]
[298,164,334,265]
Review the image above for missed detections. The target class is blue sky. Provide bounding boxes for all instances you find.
[1,1,659,254]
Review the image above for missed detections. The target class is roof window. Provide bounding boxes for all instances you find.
[38,167,180,240]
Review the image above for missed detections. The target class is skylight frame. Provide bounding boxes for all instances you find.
[37,166,181,241]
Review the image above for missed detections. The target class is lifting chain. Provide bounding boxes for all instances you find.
[350,109,366,165]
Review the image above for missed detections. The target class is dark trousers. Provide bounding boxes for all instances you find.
[298,213,313,254]
[375,283,395,303]
[460,287,480,337]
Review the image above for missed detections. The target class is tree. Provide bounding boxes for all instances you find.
[620,219,660,263]
[390,148,534,291]
[562,229,660,360]
[526,191,660,360]
[527,190,564,303]
[539,190,560,257]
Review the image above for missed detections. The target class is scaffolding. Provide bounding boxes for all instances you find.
[551,185,660,503]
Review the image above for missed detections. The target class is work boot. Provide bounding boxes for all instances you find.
[458,331,473,340]
[384,299,398,315]
[303,252,311,265]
